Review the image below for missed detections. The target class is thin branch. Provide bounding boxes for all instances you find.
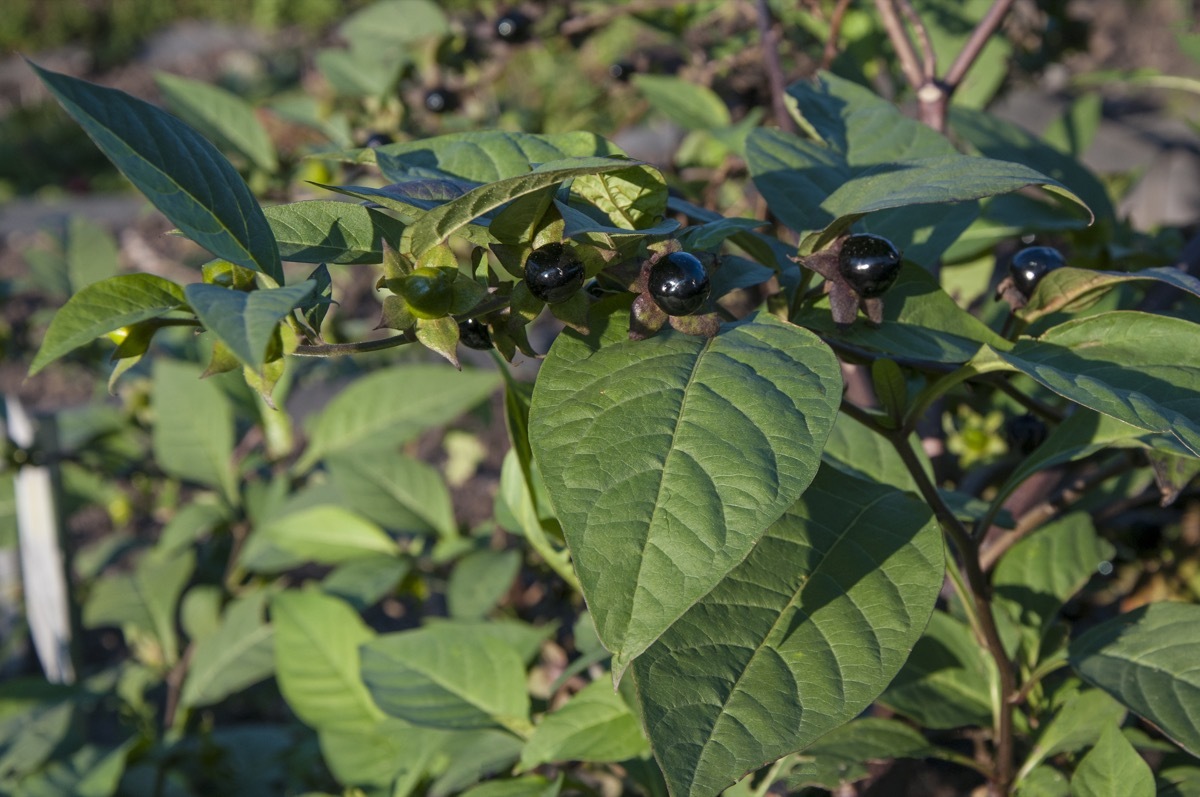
[942,0,1017,90]
[897,0,937,80]
[293,333,416,357]
[874,0,924,91]
[755,0,796,133]
[820,0,855,70]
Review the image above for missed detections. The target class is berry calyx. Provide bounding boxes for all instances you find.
[424,88,458,114]
[1009,246,1065,298]
[524,243,584,304]
[648,252,710,317]
[458,318,493,350]
[495,10,532,43]
[396,267,454,319]
[838,234,902,298]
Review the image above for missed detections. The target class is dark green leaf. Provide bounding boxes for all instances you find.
[631,466,943,797]
[185,281,315,370]
[154,71,277,172]
[787,717,945,791]
[264,201,408,264]
[29,274,187,375]
[1018,266,1200,323]
[31,62,282,281]
[530,311,842,674]
[1070,602,1200,756]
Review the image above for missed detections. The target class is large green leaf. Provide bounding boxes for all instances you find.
[630,466,943,797]
[360,624,531,734]
[518,678,649,771]
[372,131,620,183]
[327,452,457,537]
[296,365,499,472]
[880,610,996,729]
[185,281,315,370]
[83,548,195,666]
[406,157,648,255]
[29,274,187,375]
[530,310,842,675]
[1069,602,1200,756]
[31,62,282,282]
[180,592,274,708]
[154,71,277,172]
[1071,723,1155,797]
[995,312,1200,457]
[240,505,400,572]
[950,106,1116,224]
[152,360,237,503]
[271,589,385,733]
[993,513,1114,664]
[264,201,408,264]
[1018,266,1200,323]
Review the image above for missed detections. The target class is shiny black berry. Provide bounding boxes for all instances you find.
[458,318,493,350]
[1004,413,1048,455]
[609,61,635,82]
[648,252,710,317]
[525,243,584,304]
[495,10,532,43]
[364,132,393,148]
[1009,246,1065,298]
[838,234,902,298]
[424,88,458,114]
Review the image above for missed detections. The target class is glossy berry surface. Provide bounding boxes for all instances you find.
[495,10,532,43]
[525,243,584,304]
[424,88,458,114]
[648,251,710,316]
[1009,246,1065,298]
[1004,413,1048,455]
[364,132,393,148]
[397,267,454,319]
[838,234,902,298]
[458,318,493,350]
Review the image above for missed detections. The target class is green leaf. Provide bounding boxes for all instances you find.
[373,131,621,183]
[339,0,448,45]
[296,365,499,472]
[519,678,649,771]
[458,777,561,797]
[271,589,385,733]
[446,549,521,619]
[881,610,996,729]
[65,216,120,292]
[151,360,237,503]
[241,505,400,572]
[314,46,405,98]
[31,62,282,282]
[154,71,277,172]
[787,717,945,791]
[632,74,731,130]
[12,739,134,797]
[530,310,842,674]
[423,618,555,666]
[1071,723,1155,797]
[321,556,410,611]
[328,452,457,537]
[995,312,1200,457]
[630,466,943,797]
[360,624,531,734]
[1018,266,1200,323]
[950,105,1116,225]
[426,731,524,797]
[264,201,408,264]
[83,548,195,666]
[571,165,667,230]
[822,412,931,494]
[993,513,1114,663]
[1069,602,1200,756]
[29,274,186,375]
[1018,688,1126,782]
[406,157,648,256]
[0,682,76,783]
[318,718,445,789]
[184,281,315,370]
[1017,765,1070,797]
[180,592,274,708]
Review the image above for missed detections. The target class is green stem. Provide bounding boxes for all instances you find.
[292,334,415,357]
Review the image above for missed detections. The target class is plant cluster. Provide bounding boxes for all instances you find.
[5,2,1200,797]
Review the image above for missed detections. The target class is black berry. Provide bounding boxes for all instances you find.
[525,243,584,304]
[648,252,710,317]
[1009,246,1066,298]
[364,132,393,148]
[424,88,458,114]
[458,318,493,350]
[495,10,532,43]
[609,61,635,82]
[838,234,902,298]
[1004,413,1048,455]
